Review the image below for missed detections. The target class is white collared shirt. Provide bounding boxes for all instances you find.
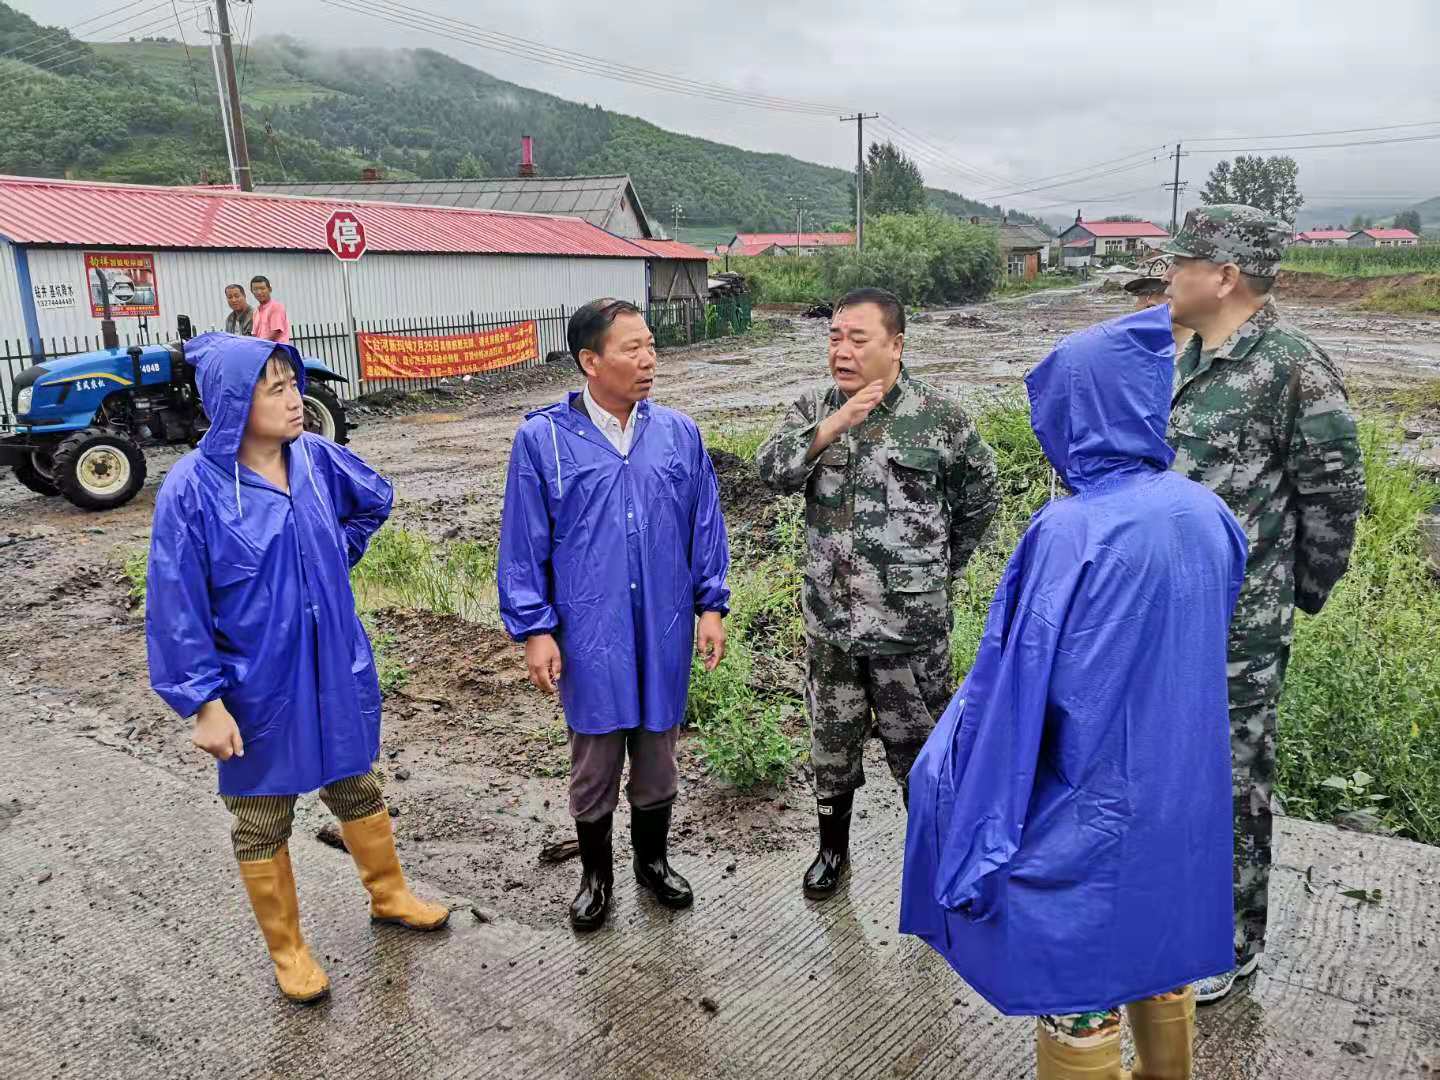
[583,383,635,456]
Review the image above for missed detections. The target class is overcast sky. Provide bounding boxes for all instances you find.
[32,0,1440,223]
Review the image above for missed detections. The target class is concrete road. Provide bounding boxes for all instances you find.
[3,670,1437,1080]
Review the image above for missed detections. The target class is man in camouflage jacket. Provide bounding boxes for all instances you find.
[1163,206,1366,1003]
[757,287,1000,900]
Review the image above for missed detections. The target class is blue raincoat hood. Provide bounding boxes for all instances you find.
[187,331,306,469]
[147,332,394,797]
[1025,302,1175,491]
[498,392,730,736]
[900,306,1248,1015]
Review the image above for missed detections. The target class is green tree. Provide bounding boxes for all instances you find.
[1393,209,1423,233]
[1350,213,1374,231]
[1199,154,1304,223]
[455,151,487,179]
[862,140,926,216]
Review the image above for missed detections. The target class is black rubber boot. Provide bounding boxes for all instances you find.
[631,802,693,910]
[569,814,613,932]
[803,792,853,899]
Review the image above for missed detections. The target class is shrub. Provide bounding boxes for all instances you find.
[821,211,1002,305]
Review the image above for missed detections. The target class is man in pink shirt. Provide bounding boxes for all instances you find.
[250,275,291,344]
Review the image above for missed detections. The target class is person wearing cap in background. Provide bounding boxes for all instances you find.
[1124,264,1194,353]
[1162,205,1366,1004]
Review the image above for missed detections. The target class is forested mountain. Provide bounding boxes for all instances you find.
[0,2,1033,231]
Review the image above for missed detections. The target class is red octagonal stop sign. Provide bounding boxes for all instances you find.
[325,210,367,261]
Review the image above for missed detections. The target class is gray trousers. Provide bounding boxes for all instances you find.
[568,727,681,823]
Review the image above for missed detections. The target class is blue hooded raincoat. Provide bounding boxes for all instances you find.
[899,305,1248,1015]
[146,332,393,797]
[497,394,730,735]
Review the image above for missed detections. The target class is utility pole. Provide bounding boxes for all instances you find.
[214,0,253,191]
[204,6,238,187]
[1164,142,1189,234]
[671,201,684,238]
[840,113,879,252]
[788,194,808,255]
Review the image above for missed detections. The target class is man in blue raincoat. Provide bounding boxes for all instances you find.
[900,306,1247,1079]
[146,333,449,1005]
[498,298,730,931]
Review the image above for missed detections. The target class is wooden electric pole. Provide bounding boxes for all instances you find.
[215,0,253,191]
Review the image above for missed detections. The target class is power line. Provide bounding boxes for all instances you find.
[0,1,172,74]
[314,0,840,117]
[0,11,179,92]
[169,0,207,112]
[1193,132,1440,153]
[1186,119,1440,143]
[238,0,255,92]
[0,0,158,61]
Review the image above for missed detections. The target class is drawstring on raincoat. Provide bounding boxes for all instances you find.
[232,438,324,518]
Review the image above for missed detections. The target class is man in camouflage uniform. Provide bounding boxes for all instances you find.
[756,287,1000,900]
[1162,206,1366,1002]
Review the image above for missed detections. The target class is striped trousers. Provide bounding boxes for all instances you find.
[222,768,386,862]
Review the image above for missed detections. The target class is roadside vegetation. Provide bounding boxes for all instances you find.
[1355,276,1440,316]
[1280,244,1440,278]
[715,212,1004,308]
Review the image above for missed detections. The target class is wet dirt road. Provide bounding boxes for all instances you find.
[1,286,1438,1077]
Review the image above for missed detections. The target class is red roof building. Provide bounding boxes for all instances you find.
[1295,229,1355,244]
[1350,227,1421,247]
[727,231,854,256]
[1057,214,1169,262]
[0,175,658,353]
[0,175,647,258]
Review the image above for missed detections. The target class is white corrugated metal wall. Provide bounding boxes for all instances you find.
[0,241,27,344]
[9,247,644,340]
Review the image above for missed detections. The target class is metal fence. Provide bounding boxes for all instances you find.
[1,297,755,427]
[646,296,753,348]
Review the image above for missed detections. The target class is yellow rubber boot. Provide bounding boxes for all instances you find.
[1126,988,1195,1080]
[339,810,451,931]
[237,846,331,1004]
[1036,1021,1129,1080]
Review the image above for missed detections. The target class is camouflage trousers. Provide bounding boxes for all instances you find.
[1229,641,1291,967]
[804,636,952,801]
[1038,989,1187,1049]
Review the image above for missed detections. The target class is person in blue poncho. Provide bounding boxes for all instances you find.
[499,298,730,931]
[900,305,1247,1079]
[146,333,449,1005]
[504,300,737,933]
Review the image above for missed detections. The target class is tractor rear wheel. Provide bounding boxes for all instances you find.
[53,427,148,511]
[13,451,61,496]
[302,385,350,445]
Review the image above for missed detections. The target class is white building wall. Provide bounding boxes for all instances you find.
[0,240,28,347]
[11,247,645,341]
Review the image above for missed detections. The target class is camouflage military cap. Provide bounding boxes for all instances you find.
[1160,204,1290,277]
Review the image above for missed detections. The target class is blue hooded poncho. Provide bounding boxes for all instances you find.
[497,394,730,735]
[145,332,393,797]
[899,305,1248,1015]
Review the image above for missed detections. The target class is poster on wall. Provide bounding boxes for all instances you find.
[31,282,78,310]
[357,321,539,380]
[84,251,160,318]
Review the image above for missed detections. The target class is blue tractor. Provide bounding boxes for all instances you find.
[3,332,351,511]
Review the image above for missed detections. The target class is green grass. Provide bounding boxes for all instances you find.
[1277,421,1440,842]
[712,255,828,304]
[1280,244,1440,278]
[122,548,148,605]
[350,527,500,625]
[1356,276,1440,315]
[996,273,1085,297]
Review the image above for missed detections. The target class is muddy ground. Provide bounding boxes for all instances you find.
[2,284,1437,932]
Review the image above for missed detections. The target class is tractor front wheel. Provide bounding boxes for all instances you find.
[53,428,148,511]
[13,450,61,497]
[302,385,350,445]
